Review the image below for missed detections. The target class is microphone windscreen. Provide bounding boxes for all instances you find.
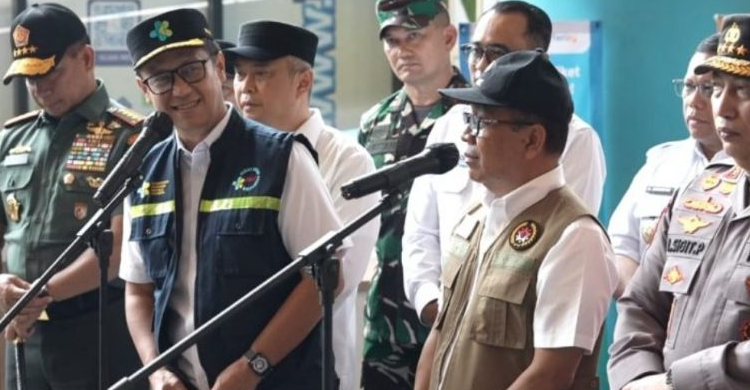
[428,143,460,173]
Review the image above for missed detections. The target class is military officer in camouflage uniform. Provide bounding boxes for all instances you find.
[0,3,144,389]
[608,15,750,390]
[359,1,467,388]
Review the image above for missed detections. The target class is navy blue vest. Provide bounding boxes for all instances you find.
[129,110,322,389]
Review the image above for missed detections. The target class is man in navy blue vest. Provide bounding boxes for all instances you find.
[119,9,345,390]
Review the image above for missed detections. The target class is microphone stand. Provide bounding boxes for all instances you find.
[109,190,403,390]
[0,175,143,390]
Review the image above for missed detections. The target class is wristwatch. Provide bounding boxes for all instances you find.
[244,348,273,378]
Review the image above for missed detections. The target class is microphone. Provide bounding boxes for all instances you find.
[93,111,173,206]
[341,143,459,199]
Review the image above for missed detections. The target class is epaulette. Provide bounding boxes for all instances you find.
[107,106,145,127]
[3,110,41,129]
[645,140,681,160]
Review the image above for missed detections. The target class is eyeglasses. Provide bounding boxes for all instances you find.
[462,111,535,137]
[460,43,510,65]
[142,59,210,95]
[671,79,713,99]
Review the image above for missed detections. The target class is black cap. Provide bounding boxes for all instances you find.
[695,14,750,77]
[126,8,214,69]
[216,39,236,76]
[224,21,318,66]
[4,3,89,85]
[440,50,573,124]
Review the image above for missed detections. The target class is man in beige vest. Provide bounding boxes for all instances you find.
[413,50,617,390]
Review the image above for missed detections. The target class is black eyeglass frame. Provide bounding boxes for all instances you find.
[462,111,536,137]
[141,58,211,95]
[460,42,511,65]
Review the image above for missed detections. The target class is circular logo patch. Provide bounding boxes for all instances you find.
[233,167,261,192]
[509,220,542,251]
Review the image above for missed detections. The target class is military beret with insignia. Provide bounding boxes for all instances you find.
[126,8,214,69]
[224,21,319,67]
[695,14,750,78]
[3,3,89,85]
[375,0,447,38]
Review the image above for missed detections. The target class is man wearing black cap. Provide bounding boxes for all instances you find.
[0,3,144,389]
[358,1,468,388]
[414,51,616,390]
[119,8,345,390]
[402,1,606,333]
[225,20,379,390]
[608,14,750,390]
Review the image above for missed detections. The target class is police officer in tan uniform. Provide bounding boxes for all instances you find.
[608,14,750,390]
[0,3,144,389]
[414,51,617,390]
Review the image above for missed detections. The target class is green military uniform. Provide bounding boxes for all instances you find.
[359,67,467,389]
[0,81,146,390]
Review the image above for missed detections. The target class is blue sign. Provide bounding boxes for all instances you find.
[303,0,337,127]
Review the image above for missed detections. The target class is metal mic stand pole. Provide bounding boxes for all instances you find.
[109,190,403,390]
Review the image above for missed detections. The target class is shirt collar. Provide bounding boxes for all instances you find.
[51,79,109,124]
[481,164,566,222]
[295,108,324,147]
[175,103,232,154]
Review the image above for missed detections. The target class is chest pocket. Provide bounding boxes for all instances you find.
[216,216,281,279]
[470,266,533,350]
[130,216,172,288]
[435,251,465,329]
[0,165,34,223]
[718,262,750,343]
[659,257,701,348]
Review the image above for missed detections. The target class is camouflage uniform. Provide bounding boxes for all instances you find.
[359,68,467,389]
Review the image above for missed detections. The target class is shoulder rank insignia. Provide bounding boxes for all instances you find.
[684,197,723,214]
[509,220,542,251]
[107,106,145,127]
[663,265,684,285]
[3,110,41,129]
[678,215,711,234]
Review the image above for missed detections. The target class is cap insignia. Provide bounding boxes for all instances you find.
[509,220,541,251]
[150,20,174,42]
[725,23,742,45]
[13,25,30,47]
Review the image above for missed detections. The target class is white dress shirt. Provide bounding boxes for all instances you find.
[296,108,379,390]
[120,106,345,390]
[402,103,607,318]
[608,137,727,263]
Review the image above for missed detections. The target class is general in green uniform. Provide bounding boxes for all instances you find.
[0,3,145,390]
[359,1,467,389]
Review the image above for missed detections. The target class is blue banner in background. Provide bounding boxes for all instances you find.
[302,0,337,127]
[457,20,603,136]
[548,21,603,136]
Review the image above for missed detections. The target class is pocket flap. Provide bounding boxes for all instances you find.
[0,166,33,191]
[478,269,533,305]
[727,265,750,305]
[658,258,701,295]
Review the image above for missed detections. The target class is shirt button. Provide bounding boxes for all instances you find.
[235,223,242,230]
[145,227,152,236]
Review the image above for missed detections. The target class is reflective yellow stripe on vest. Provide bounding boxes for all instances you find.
[199,196,280,213]
[130,201,176,219]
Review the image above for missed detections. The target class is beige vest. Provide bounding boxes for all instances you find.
[431,187,603,390]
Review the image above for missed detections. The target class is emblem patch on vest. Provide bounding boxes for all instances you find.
[509,220,541,251]
[138,180,169,198]
[683,197,723,214]
[233,167,261,192]
[701,174,720,191]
